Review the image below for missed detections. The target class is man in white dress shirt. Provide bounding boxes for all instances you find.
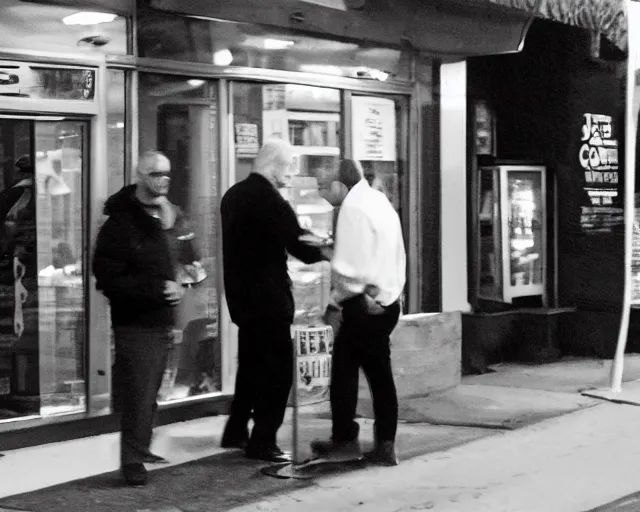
[312,159,406,466]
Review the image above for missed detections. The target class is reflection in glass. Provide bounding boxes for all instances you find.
[507,172,543,289]
[0,1,127,55]
[478,168,503,300]
[0,118,87,421]
[138,74,221,402]
[107,70,126,196]
[138,12,410,80]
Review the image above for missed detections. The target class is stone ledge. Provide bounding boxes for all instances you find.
[357,311,462,417]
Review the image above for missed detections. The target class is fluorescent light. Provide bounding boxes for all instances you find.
[213,49,233,66]
[62,11,118,26]
[264,38,295,50]
[299,64,343,76]
[187,79,205,87]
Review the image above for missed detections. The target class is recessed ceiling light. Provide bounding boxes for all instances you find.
[63,12,118,26]
[263,38,295,50]
[213,49,233,66]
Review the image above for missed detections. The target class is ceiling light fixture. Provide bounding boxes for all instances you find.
[263,38,295,50]
[187,79,206,87]
[63,11,118,26]
[213,49,233,66]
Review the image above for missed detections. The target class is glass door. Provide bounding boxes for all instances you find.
[0,116,88,421]
[138,74,222,403]
[501,166,546,304]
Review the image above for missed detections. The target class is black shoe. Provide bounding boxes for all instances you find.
[310,439,362,461]
[221,423,249,449]
[245,445,292,463]
[143,453,169,464]
[122,463,148,486]
[364,441,399,466]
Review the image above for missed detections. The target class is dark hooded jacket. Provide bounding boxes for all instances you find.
[92,185,192,328]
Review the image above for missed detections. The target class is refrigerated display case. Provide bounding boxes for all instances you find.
[477,165,547,305]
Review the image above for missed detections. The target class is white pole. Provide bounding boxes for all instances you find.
[610,0,639,392]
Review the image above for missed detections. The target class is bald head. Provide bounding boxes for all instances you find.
[338,159,364,190]
[136,150,172,199]
[253,138,297,188]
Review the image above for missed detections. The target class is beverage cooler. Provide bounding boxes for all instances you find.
[477,165,547,305]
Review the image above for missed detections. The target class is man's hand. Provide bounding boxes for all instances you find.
[164,280,184,306]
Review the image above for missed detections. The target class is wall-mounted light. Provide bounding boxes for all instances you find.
[63,12,118,26]
[213,49,233,66]
[264,38,295,50]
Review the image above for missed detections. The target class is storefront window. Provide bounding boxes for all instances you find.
[0,117,87,420]
[138,12,410,81]
[232,82,340,327]
[0,1,127,55]
[138,74,221,402]
[107,69,126,196]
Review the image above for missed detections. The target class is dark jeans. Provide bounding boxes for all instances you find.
[113,326,172,466]
[224,320,293,449]
[330,295,401,443]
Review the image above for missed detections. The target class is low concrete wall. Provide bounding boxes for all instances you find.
[357,311,461,417]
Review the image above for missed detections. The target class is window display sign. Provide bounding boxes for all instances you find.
[293,325,333,405]
[0,62,95,101]
[234,123,259,158]
[351,96,396,161]
[578,113,623,233]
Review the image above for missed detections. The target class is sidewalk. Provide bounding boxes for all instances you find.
[1,356,639,511]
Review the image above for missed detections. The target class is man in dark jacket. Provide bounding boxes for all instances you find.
[93,151,192,486]
[220,138,328,462]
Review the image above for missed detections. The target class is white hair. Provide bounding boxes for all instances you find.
[253,138,294,177]
[137,150,170,174]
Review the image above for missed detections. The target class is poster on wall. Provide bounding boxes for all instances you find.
[292,325,333,406]
[578,113,623,233]
[351,96,396,162]
[234,123,260,158]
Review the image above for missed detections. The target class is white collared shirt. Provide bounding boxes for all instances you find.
[331,179,406,307]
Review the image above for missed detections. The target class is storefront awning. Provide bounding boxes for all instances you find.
[151,0,534,56]
[474,0,627,51]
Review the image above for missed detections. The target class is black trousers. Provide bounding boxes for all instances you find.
[224,320,293,448]
[113,326,172,466]
[330,296,401,443]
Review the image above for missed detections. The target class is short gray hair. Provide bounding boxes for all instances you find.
[137,150,170,175]
[253,138,294,175]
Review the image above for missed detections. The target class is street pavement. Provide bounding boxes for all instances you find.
[4,357,640,511]
[2,396,640,512]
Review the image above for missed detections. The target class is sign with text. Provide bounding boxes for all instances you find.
[292,325,333,405]
[234,123,259,158]
[578,113,623,233]
[351,96,396,161]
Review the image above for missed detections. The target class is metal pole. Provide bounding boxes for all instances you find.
[291,329,300,465]
[610,0,639,392]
